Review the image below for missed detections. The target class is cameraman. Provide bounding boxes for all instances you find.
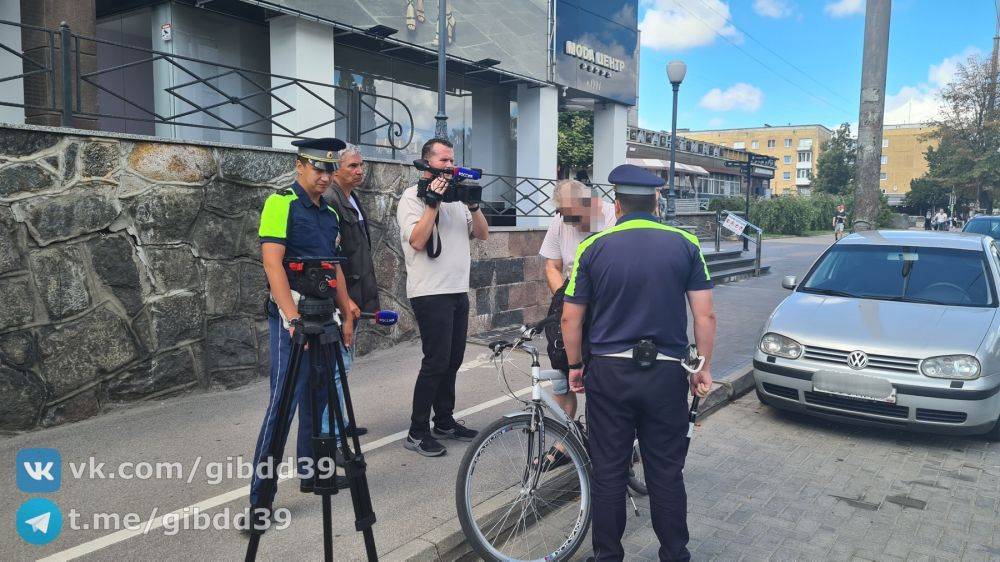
[248,138,355,512]
[396,138,489,457]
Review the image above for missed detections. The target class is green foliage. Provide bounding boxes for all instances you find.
[707,196,747,212]
[557,111,593,175]
[900,178,952,214]
[813,123,857,195]
[807,193,844,231]
[749,197,817,235]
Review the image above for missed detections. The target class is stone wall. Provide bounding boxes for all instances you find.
[0,125,548,431]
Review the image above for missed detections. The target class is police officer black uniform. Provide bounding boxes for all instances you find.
[247,137,358,510]
[561,164,717,561]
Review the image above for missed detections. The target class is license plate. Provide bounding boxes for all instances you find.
[812,370,897,404]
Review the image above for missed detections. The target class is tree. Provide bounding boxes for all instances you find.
[921,54,1000,210]
[900,178,951,214]
[557,111,593,178]
[812,122,857,195]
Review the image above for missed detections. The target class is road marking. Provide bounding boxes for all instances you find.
[37,384,534,561]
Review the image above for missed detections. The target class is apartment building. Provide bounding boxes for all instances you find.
[683,125,833,196]
[880,124,937,205]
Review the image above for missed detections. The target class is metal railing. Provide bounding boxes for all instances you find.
[0,19,414,151]
[714,209,763,277]
[478,176,614,220]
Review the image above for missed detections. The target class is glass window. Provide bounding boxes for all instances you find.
[751,140,759,149]
[782,171,791,180]
[733,141,746,150]
[796,168,810,178]
[783,155,791,164]
[964,219,1000,237]
[880,172,888,180]
[881,155,888,165]
[800,245,996,307]
[882,138,889,148]
[784,138,792,147]
[767,139,775,148]
[798,151,812,163]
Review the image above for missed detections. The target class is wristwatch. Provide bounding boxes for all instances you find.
[467,204,480,212]
[568,361,584,370]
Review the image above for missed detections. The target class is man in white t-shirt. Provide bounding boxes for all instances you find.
[396,138,490,458]
[538,179,616,421]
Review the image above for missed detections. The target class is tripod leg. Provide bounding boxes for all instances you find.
[321,341,379,562]
[246,335,309,560]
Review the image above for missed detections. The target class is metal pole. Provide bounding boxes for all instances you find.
[59,21,72,127]
[666,83,679,223]
[714,209,721,253]
[852,0,891,231]
[743,161,751,251]
[434,0,448,138]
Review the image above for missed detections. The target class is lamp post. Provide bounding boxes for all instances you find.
[665,60,686,223]
[434,0,448,138]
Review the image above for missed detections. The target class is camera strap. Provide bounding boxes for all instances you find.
[426,213,442,259]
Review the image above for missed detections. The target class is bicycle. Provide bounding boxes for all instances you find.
[455,316,703,562]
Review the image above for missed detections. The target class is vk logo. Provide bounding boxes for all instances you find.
[16,448,61,493]
[17,498,62,545]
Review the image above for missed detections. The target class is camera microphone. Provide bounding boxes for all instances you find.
[447,166,482,180]
[360,310,399,326]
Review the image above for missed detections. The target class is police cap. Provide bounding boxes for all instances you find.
[608,164,665,195]
[291,137,347,172]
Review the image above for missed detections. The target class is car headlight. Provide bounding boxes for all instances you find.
[920,355,981,380]
[759,332,803,359]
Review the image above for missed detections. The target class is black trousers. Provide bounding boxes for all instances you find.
[586,356,691,562]
[409,293,469,436]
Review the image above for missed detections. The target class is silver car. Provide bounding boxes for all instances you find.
[753,230,1000,439]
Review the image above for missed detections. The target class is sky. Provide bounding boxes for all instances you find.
[636,0,998,133]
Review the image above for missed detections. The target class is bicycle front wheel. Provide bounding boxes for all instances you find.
[456,413,591,562]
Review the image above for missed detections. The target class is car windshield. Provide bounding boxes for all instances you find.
[964,218,1000,237]
[800,244,996,307]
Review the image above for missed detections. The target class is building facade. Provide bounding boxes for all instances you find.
[880,123,937,205]
[683,125,833,196]
[0,0,640,224]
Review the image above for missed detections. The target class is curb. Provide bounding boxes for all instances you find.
[382,362,756,561]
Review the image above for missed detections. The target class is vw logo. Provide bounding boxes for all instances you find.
[847,350,869,370]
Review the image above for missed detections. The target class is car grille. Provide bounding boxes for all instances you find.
[803,391,910,419]
[803,345,920,374]
[915,408,968,424]
[762,383,799,401]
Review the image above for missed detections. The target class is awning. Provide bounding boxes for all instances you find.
[627,158,709,176]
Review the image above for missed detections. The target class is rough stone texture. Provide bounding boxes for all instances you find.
[144,245,202,292]
[0,276,36,330]
[148,291,204,350]
[128,187,202,245]
[38,306,139,397]
[87,234,144,315]
[29,245,92,319]
[128,142,215,183]
[81,141,121,179]
[14,187,121,245]
[204,262,240,316]
[0,126,552,430]
[0,129,60,158]
[0,330,36,369]
[41,388,100,427]
[0,205,24,274]
[218,148,292,185]
[0,366,47,430]
[191,211,243,259]
[106,348,196,401]
[206,317,257,370]
[0,163,53,198]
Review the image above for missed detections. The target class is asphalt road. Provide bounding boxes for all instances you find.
[3,236,832,561]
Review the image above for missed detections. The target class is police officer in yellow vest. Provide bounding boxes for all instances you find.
[561,164,717,561]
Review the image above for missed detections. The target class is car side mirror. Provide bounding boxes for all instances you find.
[781,276,797,290]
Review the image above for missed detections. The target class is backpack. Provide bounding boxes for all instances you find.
[544,280,591,372]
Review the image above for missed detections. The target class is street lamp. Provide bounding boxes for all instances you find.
[664,60,686,223]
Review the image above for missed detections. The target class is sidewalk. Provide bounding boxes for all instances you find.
[1,235,833,561]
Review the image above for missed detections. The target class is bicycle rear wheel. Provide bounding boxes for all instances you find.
[456,413,591,562]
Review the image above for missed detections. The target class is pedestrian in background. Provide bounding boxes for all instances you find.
[924,209,932,230]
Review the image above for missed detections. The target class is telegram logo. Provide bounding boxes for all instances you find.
[16,498,62,545]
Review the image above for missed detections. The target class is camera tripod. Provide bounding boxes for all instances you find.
[245,296,377,562]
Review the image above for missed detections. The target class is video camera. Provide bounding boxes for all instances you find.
[282,257,345,300]
[413,159,483,206]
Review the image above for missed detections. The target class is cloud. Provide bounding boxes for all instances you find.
[824,0,864,17]
[707,117,726,127]
[753,0,794,18]
[639,0,741,51]
[883,47,981,125]
[699,83,763,112]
